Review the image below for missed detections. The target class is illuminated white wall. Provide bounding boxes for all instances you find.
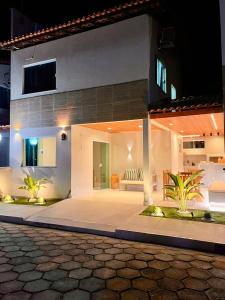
[71,125,111,198]
[111,131,143,175]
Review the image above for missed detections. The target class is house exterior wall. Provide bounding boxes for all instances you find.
[71,125,111,198]
[11,15,151,100]
[10,80,148,129]
[149,18,182,104]
[10,126,71,199]
[9,14,153,199]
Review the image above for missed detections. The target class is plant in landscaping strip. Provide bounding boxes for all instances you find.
[165,170,203,214]
[18,175,48,201]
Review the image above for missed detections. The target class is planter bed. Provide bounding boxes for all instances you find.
[2,197,62,206]
[141,205,225,225]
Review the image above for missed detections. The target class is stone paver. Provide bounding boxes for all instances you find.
[0,222,223,299]
[51,278,78,292]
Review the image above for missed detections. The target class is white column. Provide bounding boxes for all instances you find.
[143,116,153,205]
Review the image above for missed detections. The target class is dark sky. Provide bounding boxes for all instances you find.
[0,0,222,97]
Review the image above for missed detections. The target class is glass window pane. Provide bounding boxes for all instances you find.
[23,137,56,167]
[171,84,176,99]
[156,58,167,93]
[24,61,56,94]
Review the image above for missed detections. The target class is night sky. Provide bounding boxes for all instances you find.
[0,0,222,97]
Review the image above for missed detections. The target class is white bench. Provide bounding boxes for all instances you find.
[120,169,144,190]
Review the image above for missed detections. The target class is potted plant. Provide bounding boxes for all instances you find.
[165,170,203,214]
[18,175,48,202]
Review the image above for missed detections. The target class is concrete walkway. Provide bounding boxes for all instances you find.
[0,193,225,253]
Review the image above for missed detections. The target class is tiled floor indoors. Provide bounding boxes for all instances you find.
[0,222,224,299]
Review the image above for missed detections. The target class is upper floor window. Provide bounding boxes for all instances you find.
[171,84,176,99]
[23,59,56,94]
[156,58,167,93]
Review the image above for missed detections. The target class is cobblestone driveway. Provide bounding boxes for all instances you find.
[0,223,224,299]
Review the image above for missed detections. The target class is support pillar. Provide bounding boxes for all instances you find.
[143,116,153,206]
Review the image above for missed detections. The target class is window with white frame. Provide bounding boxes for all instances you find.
[156,58,167,93]
[23,59,56,94]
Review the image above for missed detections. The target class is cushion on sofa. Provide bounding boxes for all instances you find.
[139,169,144,181]
[123,169,139,181]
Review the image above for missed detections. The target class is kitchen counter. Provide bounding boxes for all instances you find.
[199,162,225,187]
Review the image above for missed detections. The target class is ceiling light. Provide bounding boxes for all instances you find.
[210,114,218,130]
[182,134,201,138]
[169,123,173,126]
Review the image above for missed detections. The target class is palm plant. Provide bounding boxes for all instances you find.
[19,175,48,201]
[165,170,203,214]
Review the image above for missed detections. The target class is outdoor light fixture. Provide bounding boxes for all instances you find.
[61,132,67,140]
[210,114,218,131]
[127,145,132,160]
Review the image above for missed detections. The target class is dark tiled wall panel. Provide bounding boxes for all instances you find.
[10,80,148,128]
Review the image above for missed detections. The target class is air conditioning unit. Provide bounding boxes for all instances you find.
[159,27,175,49]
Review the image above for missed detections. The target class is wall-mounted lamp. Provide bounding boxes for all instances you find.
[61,132,67,140]
[127,145,132,161]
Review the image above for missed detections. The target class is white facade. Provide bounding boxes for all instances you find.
[11,15,151,100]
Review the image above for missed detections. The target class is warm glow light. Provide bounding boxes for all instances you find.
[210,114,218,131]
[127,145,133,160]
[107,127,112,130]
[182,134,201,138]
[180,130,184,133]
[138,125,143,128]
[169,123,173,126]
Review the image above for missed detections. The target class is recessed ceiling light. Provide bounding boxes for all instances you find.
[210,114,218,130]
[107,127,112,130]
[169,123,173,126]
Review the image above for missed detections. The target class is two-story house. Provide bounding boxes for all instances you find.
[0,0,224,209]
